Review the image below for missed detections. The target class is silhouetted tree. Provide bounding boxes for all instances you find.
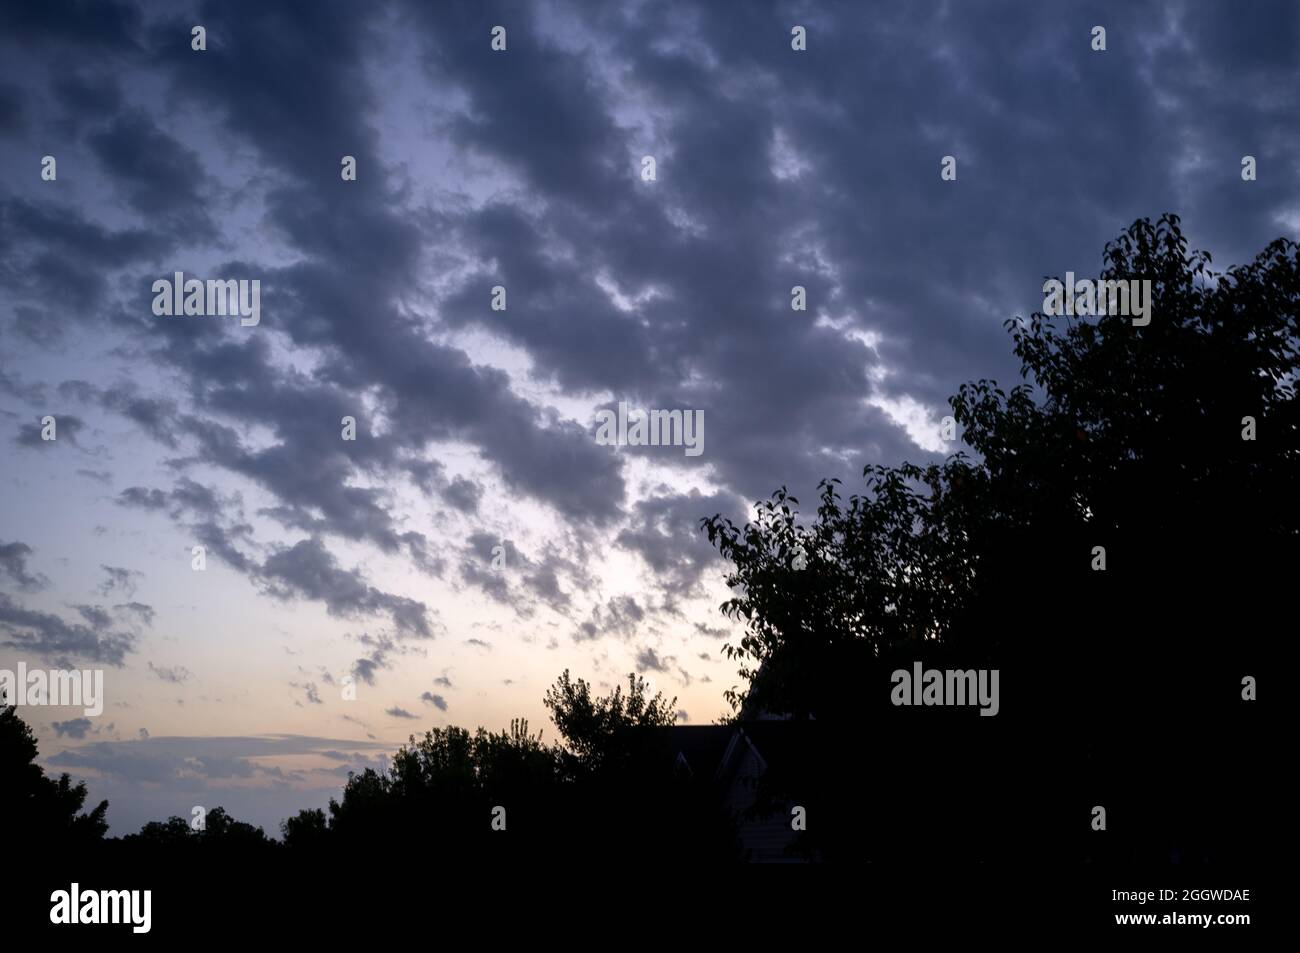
[0,698,108,850]
[544,670,738,861]
[280,807,328,850]
[323,718,558,860]
[703,215,1294,864]
[543,669,678,775]
[121,805,276,860]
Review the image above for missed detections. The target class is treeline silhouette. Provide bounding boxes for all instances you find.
[3,671,738,865]
[4,216,1293,869]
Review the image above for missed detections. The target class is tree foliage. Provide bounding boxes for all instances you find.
[704,215,1298,722]
[0,700,109,848]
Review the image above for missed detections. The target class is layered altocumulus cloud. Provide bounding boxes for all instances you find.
[0,0,1295,683]
[45,732,391,834]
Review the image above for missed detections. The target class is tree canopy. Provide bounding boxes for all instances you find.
[701,214,1292,862]
[703,214,1296,723]
[0,696,109,850]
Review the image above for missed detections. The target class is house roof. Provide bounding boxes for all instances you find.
[666,721,825,782]
[664,724,736,780]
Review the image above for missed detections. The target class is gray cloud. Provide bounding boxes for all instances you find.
[45,732,391,789]
[289,681,323,705]
[0,591,136,665]
[634,646,673,674]
[113,602,155,627]
[52,717,94,738]
[98,565,142,598]
[0,540,48,591]
[616,489,743,598]
[574,595,646,642]
[86,109,216,241]
[442,476,482,514]
[147,662,192,685]
[15,414,85,447]
[260,537,433,638]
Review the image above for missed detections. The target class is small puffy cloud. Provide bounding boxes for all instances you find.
[420,692,447,711]
[52,718,94,739]
[147,662,193,685]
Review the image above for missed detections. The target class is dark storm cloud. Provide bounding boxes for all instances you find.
[0,540,49,591]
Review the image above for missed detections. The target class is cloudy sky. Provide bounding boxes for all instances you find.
[1,0,1295,835]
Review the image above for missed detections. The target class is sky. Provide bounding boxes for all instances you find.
[0,0,1296,836]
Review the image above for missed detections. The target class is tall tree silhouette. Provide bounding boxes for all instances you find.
[0,698,109,851]
[544,670,738,861]
[704,215,1294,864]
